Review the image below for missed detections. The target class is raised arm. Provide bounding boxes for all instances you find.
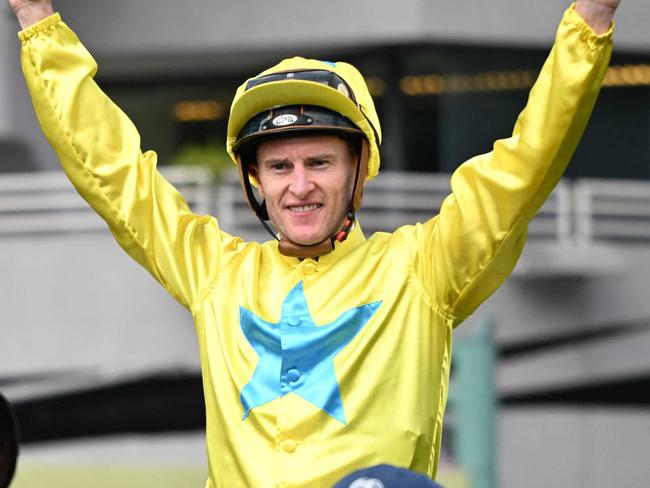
[575,0,620,35]
[410,3,618,322]
[8,0,53,29]
[10,1,238,310]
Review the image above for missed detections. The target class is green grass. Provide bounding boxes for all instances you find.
[11,464,207,488]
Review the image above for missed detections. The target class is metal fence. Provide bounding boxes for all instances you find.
[1,167,649,245]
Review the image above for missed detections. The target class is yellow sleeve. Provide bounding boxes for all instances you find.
[19,14,241,310]
[411,5,613,321]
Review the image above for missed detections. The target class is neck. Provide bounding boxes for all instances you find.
[278,210,355,258]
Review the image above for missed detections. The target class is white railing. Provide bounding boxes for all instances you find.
[1,167,649,245]
[0,166,215,236]
[574,178,650,244]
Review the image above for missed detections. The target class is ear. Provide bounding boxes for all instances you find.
[248,163,264,198]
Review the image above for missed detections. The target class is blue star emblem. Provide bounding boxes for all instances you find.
[239,281,382,424]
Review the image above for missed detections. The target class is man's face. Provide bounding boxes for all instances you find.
[252,134,358,246]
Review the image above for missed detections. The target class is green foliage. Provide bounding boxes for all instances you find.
[171,139,234,178]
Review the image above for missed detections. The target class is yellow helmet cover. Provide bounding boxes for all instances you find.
[227,57,382,179]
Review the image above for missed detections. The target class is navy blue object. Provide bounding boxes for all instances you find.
[333,464,444,488]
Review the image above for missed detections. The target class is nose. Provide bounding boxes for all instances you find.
[288,165,315,198]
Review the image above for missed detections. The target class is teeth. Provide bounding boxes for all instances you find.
[289,204,320,212]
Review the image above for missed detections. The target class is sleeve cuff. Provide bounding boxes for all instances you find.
[18,12,62,43]
[567,2,614,49]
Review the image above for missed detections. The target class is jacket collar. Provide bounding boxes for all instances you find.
[277,221,366,268]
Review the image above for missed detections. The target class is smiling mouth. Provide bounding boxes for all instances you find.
[287,204,323,213]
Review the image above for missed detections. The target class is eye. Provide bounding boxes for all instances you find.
[268,161,290,172]
[310,159,330,168]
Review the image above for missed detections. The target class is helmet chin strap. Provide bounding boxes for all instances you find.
[238,139,369,259]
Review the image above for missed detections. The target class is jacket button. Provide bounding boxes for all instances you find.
[283,440,297,453]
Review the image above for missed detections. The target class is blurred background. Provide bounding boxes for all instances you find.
[1,0,649,487]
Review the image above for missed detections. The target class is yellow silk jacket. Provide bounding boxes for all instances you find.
[19,6,612,488]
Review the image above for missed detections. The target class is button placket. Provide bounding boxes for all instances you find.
[281,298,305,392]
[275,400,298,460]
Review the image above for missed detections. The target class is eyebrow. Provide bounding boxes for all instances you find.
[306,153,337,161]
[262,154,338,166]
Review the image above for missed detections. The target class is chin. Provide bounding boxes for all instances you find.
[290,236,325,246]
[286,230,328,246]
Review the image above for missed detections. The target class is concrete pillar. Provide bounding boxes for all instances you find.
[453,317,497,488]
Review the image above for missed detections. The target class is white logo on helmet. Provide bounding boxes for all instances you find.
[272,114,299,127]
[348,478,385,488]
